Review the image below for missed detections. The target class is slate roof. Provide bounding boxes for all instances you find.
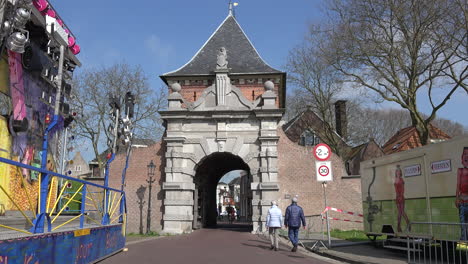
[161,15,283,78]
[382,124,451,155]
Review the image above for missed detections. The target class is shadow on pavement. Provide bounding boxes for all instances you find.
[206,222,253,233]
[326,244,405,261]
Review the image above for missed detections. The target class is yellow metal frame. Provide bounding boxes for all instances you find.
[87,190,104,217]
[109,194,123,219]
[52,214,82,231]
[62,196,82,204]
[38,168,41,214]
[85,215,102,226]
[51,184,83,224]
[48,180,69,215]
[46,177,56,213]
[0,224,32,235]
[108,192,116,214]
[0,184,33,226]
[110,214,122,224]
[17,166,35,214]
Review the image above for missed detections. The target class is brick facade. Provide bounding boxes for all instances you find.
[110,126,364,233]
[277,127,363,230]
[108,142,165,234]
[170,77,281,108]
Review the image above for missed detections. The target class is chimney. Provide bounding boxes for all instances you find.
[335,100,347,139]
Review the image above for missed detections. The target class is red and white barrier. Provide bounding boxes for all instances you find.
[322,216,363,223]
[321,206,363,218]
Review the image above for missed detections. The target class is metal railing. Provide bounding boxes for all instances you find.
[407,222,468,264]
[0,157,126,237]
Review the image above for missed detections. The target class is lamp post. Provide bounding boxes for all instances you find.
[146,160,156,234]
[136,185,146,235]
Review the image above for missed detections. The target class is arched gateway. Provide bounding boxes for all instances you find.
[159,12,286,233]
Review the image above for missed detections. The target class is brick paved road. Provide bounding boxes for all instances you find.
[100,225,332,264]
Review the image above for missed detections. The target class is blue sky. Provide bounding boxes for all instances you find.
[52,0,466,159]
[53,0,323,79]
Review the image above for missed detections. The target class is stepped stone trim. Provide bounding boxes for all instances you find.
[162,182,196,190]
[164,200,194,206]
[259,182,280,190]
[260,167,278,173]
[165,167,194,176]
[163,214,194,221]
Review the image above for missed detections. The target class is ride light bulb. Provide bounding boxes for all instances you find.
[33,0,48,12]
[6,32,28,53]
[70,44,80,55]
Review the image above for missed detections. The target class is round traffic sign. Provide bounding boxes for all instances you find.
[318,165,330,177]
[313,143,331,161]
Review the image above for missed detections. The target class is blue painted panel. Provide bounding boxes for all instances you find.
[0,225,125,264]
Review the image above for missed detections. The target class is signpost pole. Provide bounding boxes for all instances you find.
[322,182,331,248]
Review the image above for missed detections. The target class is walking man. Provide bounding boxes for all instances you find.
[285,197,306,252]
[266,201,283,251]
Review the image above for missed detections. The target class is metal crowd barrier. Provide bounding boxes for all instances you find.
[407,222,468,264]
[0,157,126,238]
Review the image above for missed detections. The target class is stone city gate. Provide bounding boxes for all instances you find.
[158,13,286,234]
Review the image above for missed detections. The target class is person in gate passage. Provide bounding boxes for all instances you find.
[227,206,234,223]
[218,204,222,220]
[456,147,468,240]
[285,197,306,252]
[266,201,283,251]
[394,165,410,232]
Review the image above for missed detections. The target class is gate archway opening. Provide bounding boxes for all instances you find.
[193,152,252,229]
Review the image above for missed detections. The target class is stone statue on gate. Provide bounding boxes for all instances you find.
[216,47,228,70]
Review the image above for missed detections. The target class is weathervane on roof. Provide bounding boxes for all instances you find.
[228,1,239,17]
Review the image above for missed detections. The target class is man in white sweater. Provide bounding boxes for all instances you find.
[266,201,283,251]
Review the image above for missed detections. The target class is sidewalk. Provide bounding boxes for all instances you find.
[277,233,407,264]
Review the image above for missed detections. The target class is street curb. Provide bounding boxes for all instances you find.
[125,236,163,246]
[277,234,359,264]
[258,232,347,264]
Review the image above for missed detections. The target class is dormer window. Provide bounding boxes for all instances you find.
[300,130,318,146]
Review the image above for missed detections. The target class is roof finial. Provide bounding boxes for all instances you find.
[228,1,238,17]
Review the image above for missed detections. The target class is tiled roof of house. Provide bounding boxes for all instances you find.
[382,124,451,154]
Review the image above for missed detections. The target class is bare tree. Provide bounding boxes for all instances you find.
[348,107,467,146]
[348,107,412,146]
[71,63,166,174]
[428,117,467,138]
[286,41,349,157]
[317,0,467,145]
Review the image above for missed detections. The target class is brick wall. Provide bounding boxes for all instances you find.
[171,80,280,107]
[277,127,364,231]
[108,142,165,234]
[107,124,364,233]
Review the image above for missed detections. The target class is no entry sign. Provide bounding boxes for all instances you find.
[316,161,333,182]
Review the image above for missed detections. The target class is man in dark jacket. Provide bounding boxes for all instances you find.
[285,197,306,252]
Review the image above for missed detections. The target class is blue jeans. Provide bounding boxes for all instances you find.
[460,204,468,240]
[288,227,300,246]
